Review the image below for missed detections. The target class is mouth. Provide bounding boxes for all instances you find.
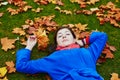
[62,39,68,42]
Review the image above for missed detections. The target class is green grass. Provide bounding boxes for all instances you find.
[0,0,120,80]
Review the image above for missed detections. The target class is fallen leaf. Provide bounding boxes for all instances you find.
[0,76,8,80]
[5,61,16,73]
[1,37,16,51]
[34,28,49,50]
[0,67,7,78]
[102,48,114,58]
[75,23,88,32]
[110,73,120,80]
[12,27,26,36]
[97,56,106,63]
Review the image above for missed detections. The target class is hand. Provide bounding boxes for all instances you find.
[75,39,84,47]
[25,35,37,50]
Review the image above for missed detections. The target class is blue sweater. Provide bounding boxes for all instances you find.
[16,32,107,80]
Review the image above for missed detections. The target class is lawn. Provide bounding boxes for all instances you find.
[0,0,120,80]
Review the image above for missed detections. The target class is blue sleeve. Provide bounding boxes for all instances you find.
[87,32,108,62]
[16,49,50,74]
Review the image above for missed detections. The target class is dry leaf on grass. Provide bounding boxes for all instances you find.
[0,67,7,78]
[0,76,8,80]
[111,73,120,80]
[34,28,49,50]
[75,23,88,31]
[5,61,16,73]
[0,37,16,51]
[12,27,26,36]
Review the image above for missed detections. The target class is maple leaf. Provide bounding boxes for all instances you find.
[5,61,16,73]
[34,28,49,50]
[102,48,114,58]
[7,8,19,15]
[0,37,16,51]
[110,73,120,80]
[75,23,88,32]
[0,67,7,78]
[12,27,26,36]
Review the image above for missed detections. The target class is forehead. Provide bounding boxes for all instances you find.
[57,28,71,34]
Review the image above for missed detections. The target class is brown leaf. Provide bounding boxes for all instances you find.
[12,27,26,36]
[102,48,114,58]
[34,28,49,50]
[110,73,120,80]
[0,37,16,51]
[5,61,16,73]
[97,56,106,63]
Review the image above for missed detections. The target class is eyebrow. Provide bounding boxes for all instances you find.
[58,31,70,34]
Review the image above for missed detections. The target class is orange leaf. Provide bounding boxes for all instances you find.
[102,48,114,58]
[5,61,16,73]
[0,37,16,51]
[111,73,120,80]
[34,28,49,50]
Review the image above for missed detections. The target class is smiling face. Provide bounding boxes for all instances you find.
[56,28,75,47]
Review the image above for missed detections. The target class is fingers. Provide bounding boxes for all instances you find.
[28,35,37,41]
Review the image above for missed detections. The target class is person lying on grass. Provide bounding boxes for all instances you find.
[16,26,108,80]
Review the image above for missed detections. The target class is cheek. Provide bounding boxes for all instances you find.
[56,38,62,45]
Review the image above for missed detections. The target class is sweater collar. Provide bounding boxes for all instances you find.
[56,43,80,50]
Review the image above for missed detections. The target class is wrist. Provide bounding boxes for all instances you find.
[25,46,33,51]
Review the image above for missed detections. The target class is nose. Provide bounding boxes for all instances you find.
[62,35,66,39]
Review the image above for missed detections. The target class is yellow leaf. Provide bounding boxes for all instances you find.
[0,67,7,78]
[0,76,8,80]
[75,23,88,31]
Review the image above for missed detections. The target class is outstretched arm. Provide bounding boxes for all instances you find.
[16,35,49,74]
